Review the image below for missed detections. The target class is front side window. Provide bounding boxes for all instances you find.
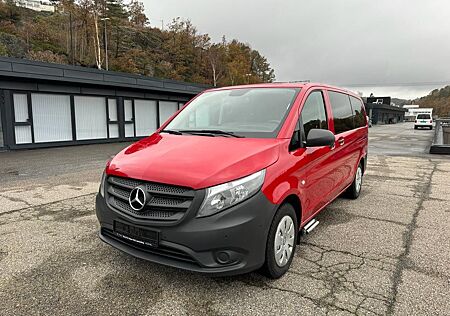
[300,91,328,138]
[165,88,300,138]
[328,91,354,134]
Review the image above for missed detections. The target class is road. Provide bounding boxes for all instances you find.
[0,122,449,315]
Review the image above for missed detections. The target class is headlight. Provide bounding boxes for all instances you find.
[197,169,266,217]
[99,171,106,197]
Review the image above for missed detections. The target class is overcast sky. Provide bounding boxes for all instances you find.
[145,0,450,99]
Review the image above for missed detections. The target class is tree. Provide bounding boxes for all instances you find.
[128,0,147,27]
[207,43,225,87]
[0,1,276,86]
[0,32,27,58]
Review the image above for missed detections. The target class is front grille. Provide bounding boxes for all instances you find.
[102,228,198,264]
[106,176,195,221]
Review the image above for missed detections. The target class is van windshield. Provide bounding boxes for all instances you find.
[164,88,300,138]
[417,114,431,119]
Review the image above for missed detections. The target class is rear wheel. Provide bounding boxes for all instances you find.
[414,126,418,130]
[346,163,363,199]
[261,203,298,279]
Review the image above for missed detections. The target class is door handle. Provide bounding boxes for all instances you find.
[338,137,345,146]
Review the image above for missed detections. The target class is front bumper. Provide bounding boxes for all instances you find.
[96,190,278,276]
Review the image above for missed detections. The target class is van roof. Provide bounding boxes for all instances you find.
[205,83,361,98]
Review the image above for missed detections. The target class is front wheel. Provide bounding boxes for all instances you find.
[260,203,298,279]
[346,163,363,199]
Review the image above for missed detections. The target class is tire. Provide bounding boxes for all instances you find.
[260,203,298,279]
[346,163,363,199]
[430,126,433,130]
[414,126,418,130]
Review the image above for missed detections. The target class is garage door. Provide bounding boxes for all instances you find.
[74,96,107,140]
[32,94,72,143]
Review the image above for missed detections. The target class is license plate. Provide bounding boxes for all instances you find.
[421,121,426,123]
[113,221,159,247]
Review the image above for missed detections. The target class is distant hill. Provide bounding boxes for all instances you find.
[391,98,410,107]
[414,86,450,117]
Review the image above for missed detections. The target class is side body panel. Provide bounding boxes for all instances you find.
[263,84,368,228]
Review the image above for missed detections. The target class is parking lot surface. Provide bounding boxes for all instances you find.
[0,122,449,315]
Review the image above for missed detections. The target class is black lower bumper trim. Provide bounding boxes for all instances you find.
[102,228,197,264]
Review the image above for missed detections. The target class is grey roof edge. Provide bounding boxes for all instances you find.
[0,57,210,94]
[365,103,408,112]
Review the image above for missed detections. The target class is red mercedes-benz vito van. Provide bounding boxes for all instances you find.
[96,83,368,278]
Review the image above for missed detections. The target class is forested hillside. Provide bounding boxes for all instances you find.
[415,86,450,117]
[0,0,275,86]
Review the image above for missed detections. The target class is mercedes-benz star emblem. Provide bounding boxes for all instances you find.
[129,187,147,211]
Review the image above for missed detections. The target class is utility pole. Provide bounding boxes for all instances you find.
[101,17,110,71]
[69,12,74,65]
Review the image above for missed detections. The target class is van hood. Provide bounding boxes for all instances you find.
[107,133,282,189]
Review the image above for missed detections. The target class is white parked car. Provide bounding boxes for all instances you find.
[414,114,433,130]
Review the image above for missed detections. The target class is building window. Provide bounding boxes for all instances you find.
[124,99,135,137]
[13,93,32,144]
[0,104,3,147]
[135,99,157,137]
[159,101,179,126]
[31,93,72,143]
[107,98,119,138]
[74,96,107,140]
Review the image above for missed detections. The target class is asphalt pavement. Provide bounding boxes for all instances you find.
[0,122,449,315]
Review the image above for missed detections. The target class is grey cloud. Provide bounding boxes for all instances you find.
[145,0,450,99]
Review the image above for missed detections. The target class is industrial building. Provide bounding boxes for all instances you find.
[0,57,208,150]
[365,96,407,125]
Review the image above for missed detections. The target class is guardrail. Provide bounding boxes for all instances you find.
[430,118,450,154]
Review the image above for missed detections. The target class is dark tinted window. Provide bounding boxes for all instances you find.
[417,114,431,119]
[329,91,354,134]
[350,96,366,128]
[301,91,328,138]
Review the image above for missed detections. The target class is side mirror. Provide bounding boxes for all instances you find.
[306,129,335,148]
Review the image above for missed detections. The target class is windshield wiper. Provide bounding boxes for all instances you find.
[160,129,183,135]
[179,129,244,138]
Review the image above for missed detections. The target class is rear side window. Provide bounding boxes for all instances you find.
[328,91,354,134]
[350,96,366,128]
[301,91,328,138]
[417,114,431,119]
